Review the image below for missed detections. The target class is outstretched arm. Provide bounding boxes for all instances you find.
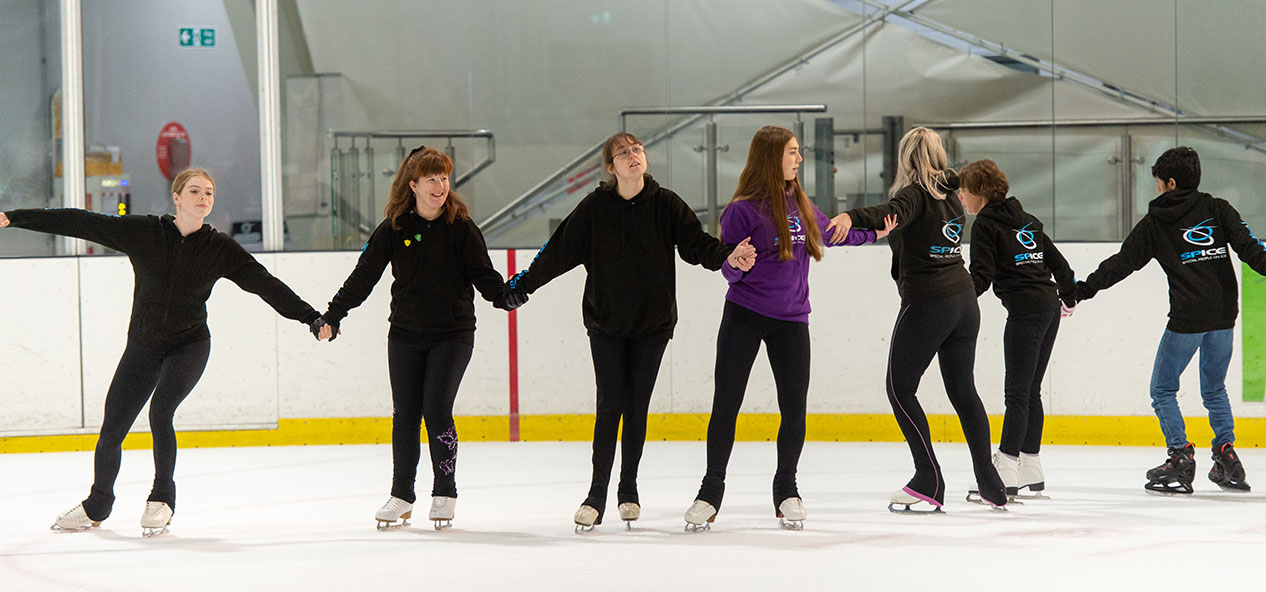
[1219,199,1266,276]
[506,201,590,297]
[1079,221,1154,300]
[222,243,321,327]
[1,208,146,253]
[324,220,395,329]
[968,223,997,297]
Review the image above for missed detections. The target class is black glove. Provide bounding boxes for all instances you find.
[495,285,529,311]
[309,315,340,341]
[938,169,961,193]
[1074,280,1097,302]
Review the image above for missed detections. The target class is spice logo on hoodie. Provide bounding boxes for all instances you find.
[1012,222,1046,266]
[1180,217,1228,264]
[929,216,964,258]
[773,214,807,245]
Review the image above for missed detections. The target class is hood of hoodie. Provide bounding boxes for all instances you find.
[1147,188,1207,224]
[597,174,660,257]
[159,214,213,240]
[978,196,1038,230]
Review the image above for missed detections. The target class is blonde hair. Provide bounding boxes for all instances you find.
[890,127,950,200]
[171,168,214,195]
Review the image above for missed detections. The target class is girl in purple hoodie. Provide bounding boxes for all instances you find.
[683,126,894,531]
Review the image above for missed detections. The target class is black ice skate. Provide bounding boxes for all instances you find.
[1208,443,1251,492]
[1144,443,1196,494]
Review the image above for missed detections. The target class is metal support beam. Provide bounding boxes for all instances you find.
[257,0,285,251]
[813,117,836,216]
[703,121,720,233]
[59,0,84,256]
[882,115,904,197]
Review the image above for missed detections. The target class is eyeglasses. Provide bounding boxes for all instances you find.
[613,145,645,160]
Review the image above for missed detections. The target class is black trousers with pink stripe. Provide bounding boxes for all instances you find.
[886,289,1004,506]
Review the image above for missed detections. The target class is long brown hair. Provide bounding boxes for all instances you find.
[384,148,470,229]
[726,126,822,262]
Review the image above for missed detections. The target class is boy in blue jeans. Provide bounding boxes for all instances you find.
[1077,146,1266,493]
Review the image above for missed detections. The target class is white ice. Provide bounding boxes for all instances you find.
[1,441,1263,591]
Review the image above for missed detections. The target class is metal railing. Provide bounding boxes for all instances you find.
[480,105,826,241]
[329,129,494,247]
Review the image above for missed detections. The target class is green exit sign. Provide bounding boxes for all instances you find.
[179,27,216,48]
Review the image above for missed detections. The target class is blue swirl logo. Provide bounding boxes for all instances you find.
[1182,218,1216,246]
[942,217,963,244]
[1014,222,1037,250]
[787,215,802,233]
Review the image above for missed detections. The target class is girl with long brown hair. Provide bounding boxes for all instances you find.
[683,126,893,531]
[315,147,523,530]
[504,132,755,532]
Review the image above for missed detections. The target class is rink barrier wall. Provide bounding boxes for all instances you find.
[2,245,1264,446]
[2,413,1264,454]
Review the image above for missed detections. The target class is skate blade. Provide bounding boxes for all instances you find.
[142,525,169,538]
[1213,481,1252,493]
[966,491,1016,507]
[1014,491,1050,500]
[376,519,411,530]
[779,518,804,530]
[1144,482,1193,495]
[574,523,597,534]
[684,522,711,533]
[624,520,634,531]
[432,519,452,530]
[50,522,100,533]
[887,503,944,514]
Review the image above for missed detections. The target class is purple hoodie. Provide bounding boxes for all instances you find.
[720,192,876,323]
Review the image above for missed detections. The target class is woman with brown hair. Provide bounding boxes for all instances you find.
[2,168,324,536]
[504,132,755,532]
[315,147,522,530]
[683,126,893,531]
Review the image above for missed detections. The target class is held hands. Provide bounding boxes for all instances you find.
[727,237,756,271]
[875,214,898,240]
[0,212,9,228]
[825,213,852,244]
[1060,301,1076,318]
[494,282,529,311]
[309,316,340,342]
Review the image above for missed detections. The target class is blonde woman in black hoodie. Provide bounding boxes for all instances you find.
[2,168,323,536]
[826,127,1006,511]
[506,132,755,531]
[958,159,1075,501]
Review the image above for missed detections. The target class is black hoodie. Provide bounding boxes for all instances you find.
[324,211,507,344]
[4,208,320,349]
[846,175,974,304]
[508,176,732,338]
[1080,189,1266,333]
[968,197,1076,315]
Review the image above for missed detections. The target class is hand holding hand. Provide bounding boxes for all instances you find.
[876,214,898,240]
[0,212,9,228]
[309,316,340,342]
[727,237,756,271]
[495,282,529,311]
[824,213,852,244]
[1060,302,1076,318]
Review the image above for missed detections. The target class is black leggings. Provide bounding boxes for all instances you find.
[82,339,211,521]
[583,333,670,520]
[886,290,1003,505]
[387,338,474,503]
[696,301,809,512]
[999,309,1060,456]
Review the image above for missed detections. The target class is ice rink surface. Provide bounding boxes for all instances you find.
[1,441,1263,591]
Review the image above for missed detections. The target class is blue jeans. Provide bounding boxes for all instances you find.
[1149,328,1235,449]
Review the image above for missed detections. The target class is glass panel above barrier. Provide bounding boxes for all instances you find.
[0,1,61,257]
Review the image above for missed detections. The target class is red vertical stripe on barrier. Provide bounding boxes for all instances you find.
[507,250,521,442]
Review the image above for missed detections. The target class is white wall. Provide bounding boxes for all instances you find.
[2,243,1262,437]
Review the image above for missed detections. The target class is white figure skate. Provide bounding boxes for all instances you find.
[573,504,600,533]
[50,503,100,532]
[429,496,455,530]
[888,488,944,514]
[617,502,640,530]
[374,496,413,530]
[777,497,806,530]
[1016,452,1050,499]
[683,499,717,532]
[141,501,173,537]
